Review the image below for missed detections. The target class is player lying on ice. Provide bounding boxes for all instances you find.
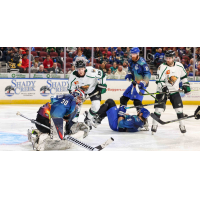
[27,89,90,151]
[92,99,150,132]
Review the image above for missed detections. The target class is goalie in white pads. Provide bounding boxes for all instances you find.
[152,50,191,134]
[68,60,107,129]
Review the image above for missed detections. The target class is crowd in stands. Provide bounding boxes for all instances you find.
[0,47,200,77]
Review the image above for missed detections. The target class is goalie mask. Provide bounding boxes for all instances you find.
[72,88,85,104]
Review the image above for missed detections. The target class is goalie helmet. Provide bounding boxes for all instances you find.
[72,88,85,104]
[75,60,86,69]
[139,108,150,119]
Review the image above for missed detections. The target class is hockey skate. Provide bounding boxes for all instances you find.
[84,111,95,130]
[143,119,149,131]
[92,114,104,127]
[27,128,40,150]
[179,125,186,134]
[151,125,158,135]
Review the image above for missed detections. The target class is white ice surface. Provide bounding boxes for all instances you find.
[0,104,200,151]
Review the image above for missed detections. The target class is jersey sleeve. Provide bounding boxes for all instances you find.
[156,64,167,88]
[178,63,188,83]
[96,69,106,84]
[142,64,151,83]
[67,74,76,92]
[67,100,76,115]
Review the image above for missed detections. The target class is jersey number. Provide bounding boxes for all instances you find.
[98,71,101,76]
[61,99,68,106]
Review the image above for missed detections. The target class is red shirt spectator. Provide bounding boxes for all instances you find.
[20,47,28,54]
[43,55,53,69]
[21,55,29,69]
[102,47,112,58]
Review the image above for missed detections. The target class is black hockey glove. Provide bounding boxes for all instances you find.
[194,106,200,120]
[182,82,191,94]
[161,85,169,95]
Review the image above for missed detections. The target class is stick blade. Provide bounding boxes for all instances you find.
[150,113,166,125]
[95,137,114,151]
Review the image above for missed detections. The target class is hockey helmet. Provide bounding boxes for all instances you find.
[75,60,86,69]
[165,50,175,58]
[130,47,140,54]
[139,108,150,119]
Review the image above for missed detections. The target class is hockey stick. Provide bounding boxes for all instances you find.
[16,111,114,151]
[125,102,164,109]
[150,113,195,125]
[131,79,162,102]
[139,90,184,96]
[85,91,99,100]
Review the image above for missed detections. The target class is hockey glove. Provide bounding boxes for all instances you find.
[125,74,133,81]
[138,81,146,90]
[194,106,200,120]
[182,82,191,94]
[161,85,169,95]
[118,105,126,118]
[97,84,107,94]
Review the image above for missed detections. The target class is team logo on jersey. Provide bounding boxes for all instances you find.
[80,84,90,92]
[167,76,178,86]
[74,81,79,85]
[92,69,96,73]
[166,70,170,74]
[145,66,149,71]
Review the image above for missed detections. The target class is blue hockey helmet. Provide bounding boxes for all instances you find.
[139,108,150,119]
[130,47,140,54]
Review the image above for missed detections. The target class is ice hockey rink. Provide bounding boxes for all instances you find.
[0,104,199,151]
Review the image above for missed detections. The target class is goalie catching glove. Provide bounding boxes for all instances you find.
[182,82,191,94]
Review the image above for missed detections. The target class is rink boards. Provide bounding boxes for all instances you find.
[0,78,200,105]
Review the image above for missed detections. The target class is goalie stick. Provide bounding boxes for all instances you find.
[125,102,163,109]
[16,111,114,151]
[139,90,184,96]
[150,113,195,125]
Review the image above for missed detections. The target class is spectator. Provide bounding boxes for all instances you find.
[56,47,63,56]
[188,65,194,76]
[83,47,91,59]
[107,68,112,75]
[150,69,154,75]
[13,49,23,67]
[100,63,107,73]
[120,51,129,64]
[121,47,127,52]
[46,47,56,53]
[43,55,53,69]
[178,47,186,59]
[100,53,109,64]
[67,65,75,74]
[73,49,89,66]
[122,61,129,74]
[115,47,124,57]
[196,61,200,75]
[48,62,63,73]
[181,59,188,69]
[115,65,126,76]
[0,47,7,61]
[37,65,46,73]
[174,51,181,62]
[102,47,112,58]
[31,62,39,73]
[110,62,118,74]
[33,56,42,66]
[154,48,165,66]
[6,47,18,62]
[19,47,27,54]
[26,49,34,62]
[109,51,119,64]
[67,47,77,58]
[21,54,29,72]
[108,47,117,52]
[94,47,102,61]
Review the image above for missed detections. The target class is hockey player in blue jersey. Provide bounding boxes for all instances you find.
[93,99,150,132]
[119,47,151,129]
[35,89,85,134]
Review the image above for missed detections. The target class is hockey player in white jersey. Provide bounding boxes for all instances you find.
[68,60,107,129]
[152,50,191,134]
